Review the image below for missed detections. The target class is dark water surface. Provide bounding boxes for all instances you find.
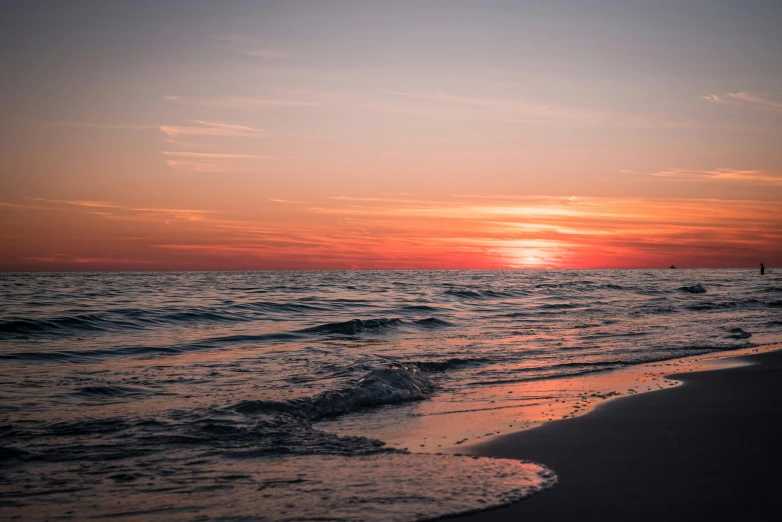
[1,270,780,520]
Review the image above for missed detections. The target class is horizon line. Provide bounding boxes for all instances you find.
[0,266,770,274]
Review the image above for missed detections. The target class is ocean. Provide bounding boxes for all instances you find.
[1,269,780,520]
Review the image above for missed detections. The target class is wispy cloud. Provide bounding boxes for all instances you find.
[26,254,157,265]
[701,94,726,104]
[14,197,218,222]
[651,168,782,185]
[725,92,782,111]
[267,198,302,204]
[161,151,276,172]
[132,207,216,222]
[158,119,282,172]
[6,193,781,270]
[29,122,156,130]
[164,96,316,108]
[161,151,273,159]
[702,91,782,112]
[159,121,270,139]
[211,35,292,59]
[1,202,42,209]
[162,160,232,173]
[29,198,122,208]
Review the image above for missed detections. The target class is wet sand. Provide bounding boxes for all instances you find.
[450,347,782,521]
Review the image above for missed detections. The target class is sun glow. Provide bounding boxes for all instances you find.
[3,194,778,271]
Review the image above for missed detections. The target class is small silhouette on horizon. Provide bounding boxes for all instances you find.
[669,264,677,269]
[761,263,765,275]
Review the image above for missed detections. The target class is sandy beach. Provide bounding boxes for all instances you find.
[450,345,782,521]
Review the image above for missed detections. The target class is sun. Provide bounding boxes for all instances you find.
[508,248,548,267]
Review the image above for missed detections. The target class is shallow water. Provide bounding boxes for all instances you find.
[1,269,780,520]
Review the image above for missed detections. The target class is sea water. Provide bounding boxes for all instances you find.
[1,269,780,520]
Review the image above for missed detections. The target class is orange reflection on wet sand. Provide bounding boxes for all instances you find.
[317,343,781,453]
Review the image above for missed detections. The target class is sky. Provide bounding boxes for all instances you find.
[1,0,781,271]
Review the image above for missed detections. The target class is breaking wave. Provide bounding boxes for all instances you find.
[231,363,441,421]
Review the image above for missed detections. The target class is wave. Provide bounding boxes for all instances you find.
[725,327,752,340]
[0,316,453,363]
[301,318,404,335]
[230,356,493,428]
[72,385,154,398]
[0,314,144,336]
[413,317,452,327]
[444,289,528,300]
[301,316,451,335]
[0,331,300,363]
[679,284,707,294]
[0,446,29,461]
[400,304,440,312]
[408,357,492,372]
[43,418,132,437]
[534,280,595,289]
[0,309,244,339]
[634,288,668,296]
[686,299,763,311]
[631,304,675,315]
[470,366,627,386]
[231,363,437,421]
[232,301,327,313]
[0,301,329,339]
[464,346,754,386]
[157,310,245,323]
[537,302,578,310]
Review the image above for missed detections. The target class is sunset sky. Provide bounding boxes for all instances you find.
[1,0,781,270]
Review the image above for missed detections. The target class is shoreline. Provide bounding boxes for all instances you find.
[447,344,782,521]
[321,343,777,456]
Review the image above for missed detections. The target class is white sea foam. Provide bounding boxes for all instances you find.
[0,453,556,522]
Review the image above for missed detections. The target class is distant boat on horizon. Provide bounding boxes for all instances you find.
[669,265,677,269]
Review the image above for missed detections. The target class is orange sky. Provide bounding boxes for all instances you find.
[2,194,780,270]
[1,1,781,271]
